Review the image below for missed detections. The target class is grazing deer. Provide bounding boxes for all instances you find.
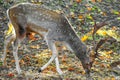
[3,3,91,76]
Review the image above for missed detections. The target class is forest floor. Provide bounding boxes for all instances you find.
[0,1,120,80]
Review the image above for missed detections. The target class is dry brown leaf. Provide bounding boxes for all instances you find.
[101,12,107,16]
[76,0,82,3]
[100,63,106,68]
[11,60,15,63]
[99,56,105,60]
[81,71,86,75]
[51,67,56,72]
[106,55,111,59]
[91,0,96,3]
[42,69,48,73]
[112,26,117,30]
[44,66,56,72]
[105,50,113,55]
[27,32,37,41]
[93,61,99,65]
[25,56,30,60]
[7,73,14,77]
[20,59,25,64]
[32,55,37,58]
[68,67,75,71]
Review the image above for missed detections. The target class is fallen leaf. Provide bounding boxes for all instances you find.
[30,45,40,49]
[93,61,99,65]
[106,64,111,68]
[35,49,51,65]
[20,59,25,64]
[76,0,82,3]
[7,73,14,77]
[11,60,15,63]
[100,63,106,68]
[81,35,89,42]
[105,50,113,55]
[98,56,105,60]
[99,51,112,59]
[25,56,30,60]
[68,67,75,71]
[87,7,92,11]
[81,71,85,75]
[91,0,96,3]
[96,30,107,36]
[101,12,107,16]
[112,26,117,30]
[62,55,67,62]
[111,77,115,80]
[78,15,84,19]
[106,30,120,41]
[27,32,37,41]
[43,66,56,73]
[55,10,62,14]
[106,55,111,59]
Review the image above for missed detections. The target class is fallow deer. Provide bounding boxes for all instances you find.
[3,3,91,76]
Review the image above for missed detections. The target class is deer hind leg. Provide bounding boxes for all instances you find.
[12,38,22,74]
[9,13,27,74]
[12,33,26,74]
[3,33,15,66]
[12,28,26,74]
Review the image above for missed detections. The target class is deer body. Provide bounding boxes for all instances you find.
[3,3,91,75]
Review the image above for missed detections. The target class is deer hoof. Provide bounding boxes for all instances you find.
[38,68,42,73]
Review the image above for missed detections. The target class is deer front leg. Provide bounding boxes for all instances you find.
[55,57,63,75]
[38,35,63,75]
[38,39,57,72]
[39,33,62,75]
[12,39,21,74]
